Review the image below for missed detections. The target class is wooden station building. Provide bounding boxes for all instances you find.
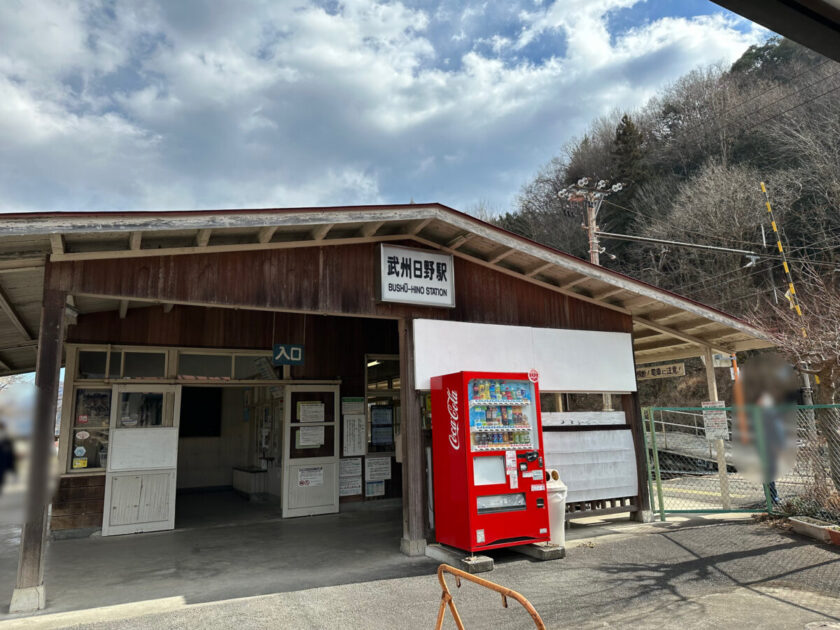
[0,203,770,611]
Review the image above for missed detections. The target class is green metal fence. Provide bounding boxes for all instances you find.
[643,404,840,522]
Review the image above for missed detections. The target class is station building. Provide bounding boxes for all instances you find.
[0,203,770,611]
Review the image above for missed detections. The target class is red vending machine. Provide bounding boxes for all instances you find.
[431,371,550,553]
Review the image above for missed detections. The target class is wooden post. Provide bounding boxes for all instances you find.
[703,347,731,511]
[622,392,652,521]
[399,318,426,556]
[10,281,66,613]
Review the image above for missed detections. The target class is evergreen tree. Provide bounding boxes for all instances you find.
[612,114,646,186]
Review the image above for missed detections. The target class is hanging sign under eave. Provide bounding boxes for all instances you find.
[636,363,685,381]
[378,244,455,308]
[272,344,305,366]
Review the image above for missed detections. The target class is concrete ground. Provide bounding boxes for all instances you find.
[2,486,840,629]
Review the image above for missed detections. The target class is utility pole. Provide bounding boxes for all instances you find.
[586,198,601,266]
[559,178,622,412]
[558,178,622,266]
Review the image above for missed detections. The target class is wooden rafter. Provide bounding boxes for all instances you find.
[129,232,143,250]
[196,229,212,247]
[633,316,729,354]
[360,221,384,237]
[310,224,333,241]
[48,233,412,262]
[446,232,473,249]
[257,226,277,244]
[525,262,554,278]
[407,218,432,235]
[0,340,38,352]
[162,302,174,314]
[0,283,32,339]
[558,275,588,290]
[49,234,65,256]
[119,300,128,319]
[593,286,627,300]
[487,248,514,264]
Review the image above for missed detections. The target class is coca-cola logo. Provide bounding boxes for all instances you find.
[446,388,460,450]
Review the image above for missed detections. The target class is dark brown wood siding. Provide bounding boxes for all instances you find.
[52,475,105,531]
[50,242,630,333]
[68,309,398,395]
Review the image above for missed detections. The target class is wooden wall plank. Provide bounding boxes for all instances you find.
[50,243,630,334]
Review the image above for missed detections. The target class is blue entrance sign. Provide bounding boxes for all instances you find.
[272,344,305,366]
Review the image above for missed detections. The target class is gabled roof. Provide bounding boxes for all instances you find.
[0,203,771,375]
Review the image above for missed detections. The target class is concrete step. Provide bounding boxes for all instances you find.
[424,543,494,573]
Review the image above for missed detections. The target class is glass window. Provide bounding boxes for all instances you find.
[77,351,106,379]
[117,392,166,427]
[234,355,276,380]
[123,352,166,378]
[71,429,109,470]
[77,351,121,379]
[178,354,231,378]
[74,389,112,428]
[71,388,112,471]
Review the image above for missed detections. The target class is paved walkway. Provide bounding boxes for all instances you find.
[1,514,838,629]
[3,480,839,629]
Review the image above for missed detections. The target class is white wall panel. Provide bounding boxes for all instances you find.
[110,428,179,471]
[413,319,636,392]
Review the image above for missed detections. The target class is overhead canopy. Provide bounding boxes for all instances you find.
[712,0,840,63]
[0,203,771,375]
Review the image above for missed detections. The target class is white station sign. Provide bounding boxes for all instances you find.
[379,244,455,307]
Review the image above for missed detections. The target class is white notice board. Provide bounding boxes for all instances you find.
[412,319,636,393]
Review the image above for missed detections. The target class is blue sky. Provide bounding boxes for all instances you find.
[0,1,768,215]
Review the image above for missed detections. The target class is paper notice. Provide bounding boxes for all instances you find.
[298,425,325,447]
[297,466,324,487]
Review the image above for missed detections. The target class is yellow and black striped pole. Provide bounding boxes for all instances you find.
[761,181,807,338]
[760,181,819,383]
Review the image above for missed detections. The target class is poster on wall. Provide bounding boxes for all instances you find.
[365,456,391,481]
[339,457,362,478]
[343,414,366,456]
[298,425,325,447]
[365,480,385,497]
[340,476,362,497]
[297,466,324,487]
[297,401,325,423]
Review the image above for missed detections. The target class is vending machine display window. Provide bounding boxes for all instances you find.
[467,378,536,452]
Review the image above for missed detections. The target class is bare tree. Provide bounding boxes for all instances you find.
[751,266,840,491]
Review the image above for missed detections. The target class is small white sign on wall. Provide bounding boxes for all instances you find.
[379,244,455,308]
[297,466,324,487]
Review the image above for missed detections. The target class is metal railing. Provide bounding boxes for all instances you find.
[644,404,840,523]
[435,564,546,630]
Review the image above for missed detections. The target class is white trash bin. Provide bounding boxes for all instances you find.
[546,469,567,547]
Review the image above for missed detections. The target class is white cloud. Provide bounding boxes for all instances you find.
[0,0,768,213]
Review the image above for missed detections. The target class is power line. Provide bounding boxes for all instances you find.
[595,230,840,269]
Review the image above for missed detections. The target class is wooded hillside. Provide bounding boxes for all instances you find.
[494,37,840,320]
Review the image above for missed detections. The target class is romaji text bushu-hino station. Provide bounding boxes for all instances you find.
[0,203,771,611]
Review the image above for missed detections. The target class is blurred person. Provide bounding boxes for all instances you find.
[0,421,15,495]
[733,353,798,501]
